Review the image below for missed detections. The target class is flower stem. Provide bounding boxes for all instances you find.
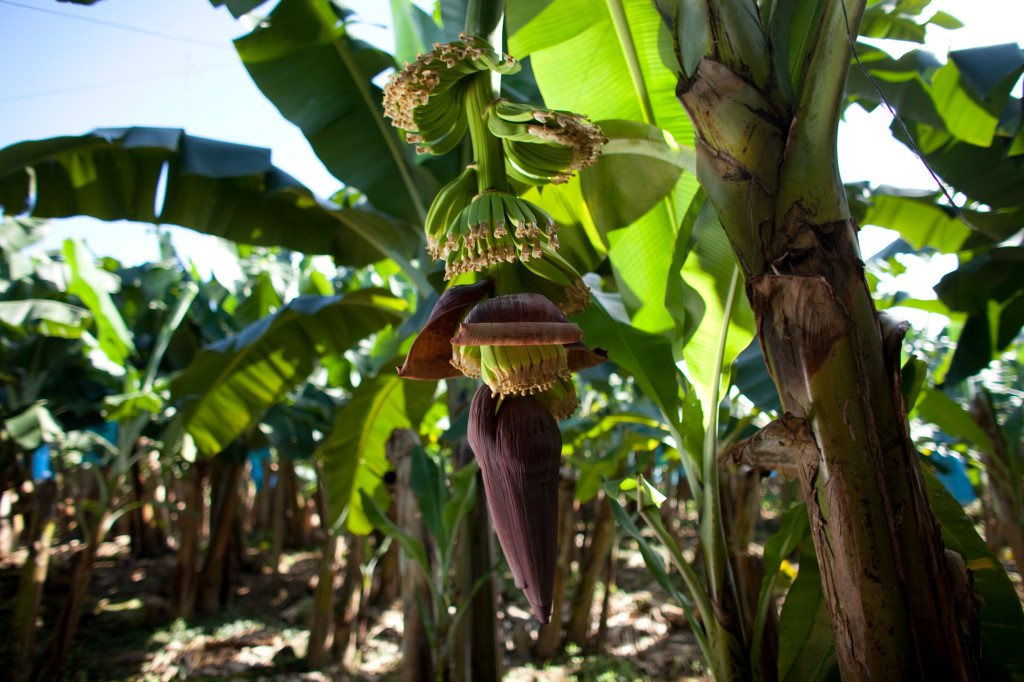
[464,0,506,194]
[465,73,507,193]
[464,0,504,52]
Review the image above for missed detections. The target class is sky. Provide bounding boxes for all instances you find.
[0,0,1022,285]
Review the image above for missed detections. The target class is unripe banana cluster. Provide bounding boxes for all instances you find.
[384,36,607,317]
[487,101,607,185]
[383,34,519,155]
[424,169,590,313]
[427,169,559,277]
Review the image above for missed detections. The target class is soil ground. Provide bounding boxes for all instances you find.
[0,536,709,681]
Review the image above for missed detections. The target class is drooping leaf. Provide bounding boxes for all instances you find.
[0,128,412,268]
[922,465,1024,681]
[63,239,135,367]
[231,0,439,224]
[581,120,693,236]
[914,386,995,455]
[0,300,92,339]
[2,402,65,450]
[574,293,680,435]
[360,488,431,577]
[171,289,407,456]
[103,391,164,422]
[778,541,839,682]
[680,203,755,417]
[390,0,447,67]
[318,373,436,533]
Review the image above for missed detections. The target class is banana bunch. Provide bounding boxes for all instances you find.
[435,190,564,281]
[487,100,607,185]
[518,244,591,315]
[383,34,520,155]
[424,165,478,261]
[478,343,571,397]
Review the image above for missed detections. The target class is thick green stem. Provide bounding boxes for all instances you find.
[464,0,506,194]
[464,0,504,51]
[465,74,507,193]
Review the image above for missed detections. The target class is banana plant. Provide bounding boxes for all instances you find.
[360,447,487,681]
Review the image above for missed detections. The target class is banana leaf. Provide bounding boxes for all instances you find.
[170,289,406,456]
[0,127,412,268]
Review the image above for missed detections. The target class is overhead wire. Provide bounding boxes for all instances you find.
[0,0,232,50]
[0,65,235,103]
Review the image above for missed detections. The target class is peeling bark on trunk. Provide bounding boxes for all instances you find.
[675,26,982,676]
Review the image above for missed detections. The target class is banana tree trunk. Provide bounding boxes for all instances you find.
[450,438,502,682]
[669,1,982,678]
[534,476,576,659]
[4,479,56,682]
[38,506,110,681]
[565,494,613,648]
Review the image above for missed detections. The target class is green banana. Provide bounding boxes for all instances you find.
[489,192,507,238]
[425,166,477,258]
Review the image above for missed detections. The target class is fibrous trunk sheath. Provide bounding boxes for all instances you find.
[676,46,981,682]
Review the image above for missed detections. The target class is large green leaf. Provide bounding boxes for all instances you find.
[753,502,811,680]
[679,203,755,417]
[574,293,681,435]
[63,239,135,367]
[509,0,693,147]
[914,386,996,454]
[318,373,436,533]
[922,465,1024,681]
[0,300,92,339]
[778,541,839,682]
[231,0,438,224]
[0,127,412,268]
[389,0,446,67]
[171,289,406,456]
[3,402,65,450]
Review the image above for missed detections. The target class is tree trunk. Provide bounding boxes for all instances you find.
[195,457,243,613]
[672,1,982,674]
[128,456,168,559]
[450,438,502,682]
[565,494,613,647]
[535,477,576,660]
[171,460,205,618]
[269,458,285,591]
[721,467,778,682]
[280,459,307,548]
[970,391,1024,574]
[4,479,56,682]
[592,532,617,653]
[333,534,364,667]
[37,506,109,681]
[392,429,435,682]
[307,520,340,668]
